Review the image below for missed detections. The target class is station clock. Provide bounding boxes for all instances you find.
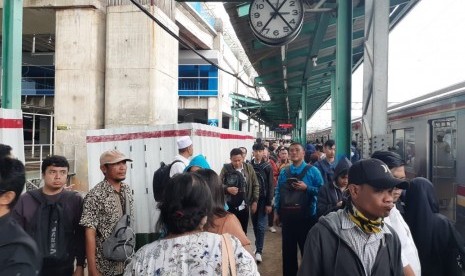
[249,0,304,46]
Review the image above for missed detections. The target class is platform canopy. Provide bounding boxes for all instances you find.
[223,0,417,128]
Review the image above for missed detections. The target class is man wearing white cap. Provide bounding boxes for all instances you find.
[169,136,194,177]
[80,150,134,276]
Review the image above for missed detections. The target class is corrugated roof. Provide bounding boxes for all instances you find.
[223,0,418,129]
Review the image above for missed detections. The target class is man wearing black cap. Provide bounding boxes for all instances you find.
[298,158,405,276]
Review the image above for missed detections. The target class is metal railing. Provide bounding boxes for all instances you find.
[24,143,77,180]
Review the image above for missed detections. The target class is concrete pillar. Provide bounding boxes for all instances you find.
[207,97,221,127]
[105,5,179,127]
[54,8,106,190]
[229,117,233,130]
[213,19,224,128]
[241,121,248,132]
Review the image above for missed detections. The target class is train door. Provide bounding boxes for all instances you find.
[430,117,457,221]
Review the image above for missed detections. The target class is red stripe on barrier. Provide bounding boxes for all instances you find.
[0,118,23,128]
[86,128,253,143]
[457,185,465,197]
[86,129,192,143]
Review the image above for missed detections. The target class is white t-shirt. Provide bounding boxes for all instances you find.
[124,232,259,276]
[169,155,190,177]
[384,206,421,276]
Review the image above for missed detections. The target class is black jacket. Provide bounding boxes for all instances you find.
[317,184,343,217]
[405,177,463,276]
[317,158,351,217]
[298,210,403,276]
[0,213,41,275]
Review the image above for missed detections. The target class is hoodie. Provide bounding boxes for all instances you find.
[184,154,211,172]
[298,209,403,276]
[317,158,351,217]
[333,157,352,181]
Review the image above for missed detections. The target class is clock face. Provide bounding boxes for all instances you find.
[249,0,304,46]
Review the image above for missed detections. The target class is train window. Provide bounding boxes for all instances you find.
[392,128,415,169]
[404,129,415,168]
[430,117,457,221]
[392,129,404,157]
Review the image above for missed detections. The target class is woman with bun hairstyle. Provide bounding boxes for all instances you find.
[124,173,258,276]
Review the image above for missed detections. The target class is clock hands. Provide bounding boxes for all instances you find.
[275,0,280,18]
[261,0,295,35]
[260,0,280,34]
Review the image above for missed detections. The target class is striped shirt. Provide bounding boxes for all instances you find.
[339,210,392,276]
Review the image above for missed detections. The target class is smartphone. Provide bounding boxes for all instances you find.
[286,177,299,189]
[287,177,299,183]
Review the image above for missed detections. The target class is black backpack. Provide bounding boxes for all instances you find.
[152,160,182,202]
[279,165,312,219]
[223,164,247,208]
[252,162,268,199]
[26,189,75,265]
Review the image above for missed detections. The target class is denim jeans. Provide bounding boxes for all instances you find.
[251,197,267,253]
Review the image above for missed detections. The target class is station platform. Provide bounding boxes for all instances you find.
[247,223,285,276]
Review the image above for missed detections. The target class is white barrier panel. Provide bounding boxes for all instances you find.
[86,123,254,235]
[0,108,25,162]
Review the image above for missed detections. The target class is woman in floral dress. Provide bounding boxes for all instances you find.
[124,173,259,276]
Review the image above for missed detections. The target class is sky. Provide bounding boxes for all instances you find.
[307,0,465,132]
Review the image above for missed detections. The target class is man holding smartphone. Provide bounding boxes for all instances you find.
[274,143,323,276]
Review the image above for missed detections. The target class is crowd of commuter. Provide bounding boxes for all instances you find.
[1,137,465,276]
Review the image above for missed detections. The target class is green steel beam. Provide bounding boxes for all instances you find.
[229,93,262,105]
[257,71,283,83]
[335,0,353,159]
[329,6,363,25]
[253,40,267,50]
[301,85,307,144]
[234,105,262,111]
[331,72,336,139]
[260,57,281,68]
[300,22,317,35]
[308,85,330,94]
[1,0,23,109]
[287,48,309,60]
[302,12,330,82]
[308,78,331,87]
[320,29,364,49]
[288,66,333,78]
[236,3,250,17]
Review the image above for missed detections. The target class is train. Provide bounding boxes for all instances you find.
[309,81,465,234]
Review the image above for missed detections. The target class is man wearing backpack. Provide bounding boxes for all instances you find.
[250,143,274,263]
[220,148,260,234]
[80,150,134,276]
[274,143,323,276]
[13,155,85,276]
[169,136,193,177]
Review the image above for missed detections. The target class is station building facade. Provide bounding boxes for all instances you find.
[0,0,273,189]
